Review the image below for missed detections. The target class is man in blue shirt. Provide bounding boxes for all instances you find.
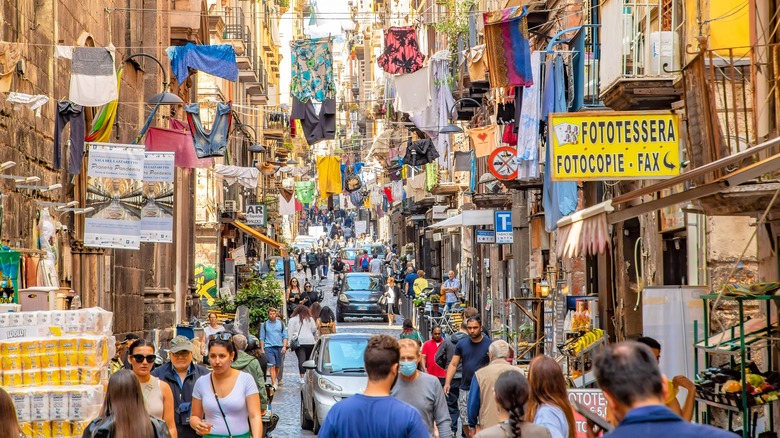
[403,266,418,298]
[259,307,288,390]
[586,342,737,438]
[318,334,429,438]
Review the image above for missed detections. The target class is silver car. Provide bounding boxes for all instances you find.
[300,334,370,433]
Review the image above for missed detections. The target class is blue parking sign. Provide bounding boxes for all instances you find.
[495,210,513,244]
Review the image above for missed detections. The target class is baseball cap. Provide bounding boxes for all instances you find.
[120,333,140,345]
[169,336,194,353]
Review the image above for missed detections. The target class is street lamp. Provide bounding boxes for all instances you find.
[124,53,184,144]
[439,98,486,134]
[237,124,266,153]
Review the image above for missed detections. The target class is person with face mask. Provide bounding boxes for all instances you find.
[391,339,452,438]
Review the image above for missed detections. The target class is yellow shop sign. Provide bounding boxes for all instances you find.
[549,111,681,181]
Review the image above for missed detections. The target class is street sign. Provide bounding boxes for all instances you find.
[495,210,513,244]
[550,111,681,181]
[568,389,609,437]
[476,230,495,244]
[488,146,519,180]
[245,204,266,226]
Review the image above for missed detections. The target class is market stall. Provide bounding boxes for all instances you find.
[1,307,114,437]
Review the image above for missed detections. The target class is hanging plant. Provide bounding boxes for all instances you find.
[434,0,477,55]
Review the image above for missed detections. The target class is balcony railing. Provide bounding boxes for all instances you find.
[600,0,681,90]
[223,7,245,41]
[264,107,289,131]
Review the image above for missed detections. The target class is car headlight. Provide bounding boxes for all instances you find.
[338,294,349,303]
[318,377,343,392]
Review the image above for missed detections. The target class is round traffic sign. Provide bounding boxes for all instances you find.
[488,146,519,180]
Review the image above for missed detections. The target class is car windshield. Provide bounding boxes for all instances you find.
[321,338,368,374]
[343,276,382,291]
[342,249,359,260]
[364,245,386,257]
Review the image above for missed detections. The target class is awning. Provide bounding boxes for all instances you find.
[232,220,284,249]
[429,210,495,229]
[556,201,614,258]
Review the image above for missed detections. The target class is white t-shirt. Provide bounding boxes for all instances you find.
[369,258,382,273]
[193,372,259,436]
[288,316,318,345]
[203,325,225,339]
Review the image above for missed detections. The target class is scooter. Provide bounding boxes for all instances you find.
[332,272,344,296]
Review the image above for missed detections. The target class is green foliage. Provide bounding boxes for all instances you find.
[213,273,284,336]
[434,0,477,54]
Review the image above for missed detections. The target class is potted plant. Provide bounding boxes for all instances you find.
[213,272,284,336]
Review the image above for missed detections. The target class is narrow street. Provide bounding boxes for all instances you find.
[270,274,404,437]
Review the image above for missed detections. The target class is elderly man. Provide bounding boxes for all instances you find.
[391,339,452,438]
[441,270,461,311]
[152,336,209,438]
[466,340,521,431]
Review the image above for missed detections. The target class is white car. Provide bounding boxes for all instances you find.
[300,334,370,433]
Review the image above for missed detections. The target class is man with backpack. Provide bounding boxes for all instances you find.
[259,308,288,390]
[358,250,371,272]
[435,321,469,438]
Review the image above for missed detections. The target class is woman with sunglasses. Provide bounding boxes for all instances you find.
[287,277,304,315]
[191,339,263,438]
[128,339,178,438]
[303,281,319,306]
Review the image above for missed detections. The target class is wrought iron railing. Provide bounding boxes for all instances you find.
[223,7,245,41]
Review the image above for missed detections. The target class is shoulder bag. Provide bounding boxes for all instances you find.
[210,375,234,438]
[290,319,303,350]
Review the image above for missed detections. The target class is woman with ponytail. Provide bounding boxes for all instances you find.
[475,371,552,438]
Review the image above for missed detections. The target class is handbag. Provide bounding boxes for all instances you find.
[290,319,303,350]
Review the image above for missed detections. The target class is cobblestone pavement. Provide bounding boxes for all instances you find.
[268,274,402,437]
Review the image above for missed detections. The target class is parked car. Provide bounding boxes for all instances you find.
[301,334,370,433]
[340,247,362,272]
[336,273,387,322]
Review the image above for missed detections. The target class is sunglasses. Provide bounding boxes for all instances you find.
[208,332,233,342]
[132,354,156,363]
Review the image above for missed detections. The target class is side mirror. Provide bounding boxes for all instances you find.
[303,360,316,370]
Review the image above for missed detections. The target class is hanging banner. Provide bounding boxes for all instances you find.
[84,143,145,249]
[141,152,176,243]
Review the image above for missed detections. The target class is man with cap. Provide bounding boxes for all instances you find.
[152,336,209,438]
[111,333,139,373]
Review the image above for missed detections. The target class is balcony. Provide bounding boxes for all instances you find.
[263,106,289,138]
[599,0,682,110]
[222,7,247,56]
[247,59,268,105]
[170,0,206,44]
[238,28,258,82]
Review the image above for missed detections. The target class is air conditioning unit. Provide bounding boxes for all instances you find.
[224,200,237,213]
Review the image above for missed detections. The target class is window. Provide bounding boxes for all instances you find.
[320,337,368,374]
[343,275,382,291]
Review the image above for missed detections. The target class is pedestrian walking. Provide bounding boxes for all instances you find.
[526,355,577,438]
[467,340,523,431]
[191,339,263,438]
[443,315,491,438]
[637,337,696,421]
[317,248,330,279]
[358,250,372,272]
[307,248,320,280]
[318,335,429,437]
[391,339,452,438]
[413,270,429,298]
[310,302,322,321]
[258,308,288,389]
[474,371,552,438]
[231,334,269,412]
[286,278,304,315]
[0,387,21,438]
[399,319,423,345]
[111,333,139,373]
[83,370,172,438]
[384,276,401,326]
[441,270,461,311]
[288,304,318,383]
[317,306,337,336]
[586,342,736,438]
[128,339,178,437]
[369,255,383,273]
[151,336,210,438]
[422,326,447,380]
[303,281,319,305]
[434,320,469,437]
[202,314,224,357]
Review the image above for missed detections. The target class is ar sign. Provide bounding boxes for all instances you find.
[495,210,513,244]
[246,204,266,226]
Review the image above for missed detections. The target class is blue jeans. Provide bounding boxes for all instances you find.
[185,102,232,158]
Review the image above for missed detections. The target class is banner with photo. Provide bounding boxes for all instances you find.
[84,143,145,249]
[141,152,175,243]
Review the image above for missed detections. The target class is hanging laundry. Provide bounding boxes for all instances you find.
[407,172,427,200]
[290,37,335,103]
[425,162,439,191]
[404,138,439,166]
[454,150,475,172]
[144,123,214,169]
[185,101,232,158]
[502,125,518,146]
[295,181,316,204]
[54,45,73,59]
[340,163,365,190]
[393,66,431,114]
[467,125,498,158]
[291,98,336,145]
[86,68,123,142]
[516,52,542,181]
[377,26,426,75]
[279,189,296,216]
[69,46,119,107]
[316,155,343,200]
[387,163,404,181]
[166,43,238,84]
[496,98,516,125]
[409,50,455,165]
[214,164,258,189]
[464,44,488,81]
[54,101,85,174]
[543,54,578,232]
[391,180,404,205]
[370,186,383,206]
[483,7,533,88]
[7,93,49,116]
[0,42,22,92]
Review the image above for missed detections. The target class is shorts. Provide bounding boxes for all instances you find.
[265,346,283,367]
[458,388,470,427]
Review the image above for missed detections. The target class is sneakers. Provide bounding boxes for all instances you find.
[277,380,284,387]
[299,377,305,384]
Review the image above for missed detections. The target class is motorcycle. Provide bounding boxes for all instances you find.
[332,272,345,296]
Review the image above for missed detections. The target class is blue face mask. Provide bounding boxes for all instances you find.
[399,361,417,377]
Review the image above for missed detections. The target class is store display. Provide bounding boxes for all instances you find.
[696,365,780,407]
[562,328,604,355]
[0,307,113,437]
